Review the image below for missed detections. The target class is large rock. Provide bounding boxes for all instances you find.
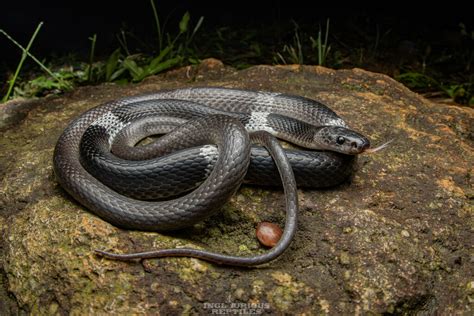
[1,59,472,314]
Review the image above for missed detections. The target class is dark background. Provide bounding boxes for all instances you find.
[1,1,472,74]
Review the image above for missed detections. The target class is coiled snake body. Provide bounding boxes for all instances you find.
[53,87,370,266]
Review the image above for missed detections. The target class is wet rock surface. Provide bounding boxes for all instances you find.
[0,59,472,314]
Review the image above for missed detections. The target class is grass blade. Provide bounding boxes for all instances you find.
[0,24,72,94]
[87,34,97,82]
[105,48,121,81]
[295,30,303,64]
[323,18,330,63]
[190,16,204,41]
[150,0,162,51]
[1,22,43,102]
[322,19,331,64]
[317,29,322,65]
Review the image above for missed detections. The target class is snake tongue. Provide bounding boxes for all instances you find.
[363,139,394,154]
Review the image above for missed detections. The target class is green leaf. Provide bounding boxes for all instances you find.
[109,67,126,81]
[115,78,129,85]
[149,45,172,69]
[122,58,144,81]
[395,72,438,90]
[179,12,190,34]
[30,75,58,89]
[188,57,200,64]
[146,56,182,76]
[105,48,121,81]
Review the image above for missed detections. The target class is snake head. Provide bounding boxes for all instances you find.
[312,126,370,155]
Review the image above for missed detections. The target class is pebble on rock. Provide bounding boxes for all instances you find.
[256,222,283,247]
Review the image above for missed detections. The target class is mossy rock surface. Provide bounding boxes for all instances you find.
[1,59,472,314]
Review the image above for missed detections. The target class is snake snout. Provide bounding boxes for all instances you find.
[350,139,370,153]
[360,141,371,151]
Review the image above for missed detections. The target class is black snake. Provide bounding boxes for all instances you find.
[53,87,371,266]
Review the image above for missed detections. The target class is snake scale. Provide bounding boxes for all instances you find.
[53,87,371,266]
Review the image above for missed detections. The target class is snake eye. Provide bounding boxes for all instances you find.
[336,136,346,145]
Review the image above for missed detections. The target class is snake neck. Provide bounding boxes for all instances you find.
[240,112,318,148]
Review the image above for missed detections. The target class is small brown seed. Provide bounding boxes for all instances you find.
[256,222,283,247]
